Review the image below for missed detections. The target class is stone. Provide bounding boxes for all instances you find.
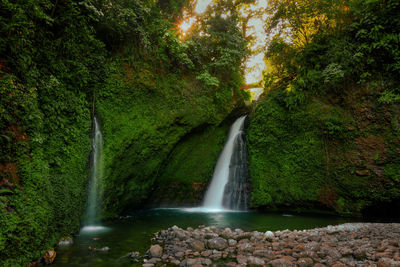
[377,258,400,267]
[175,251,184,258]
[221,228,233,239]
[147,258,161,264]
[44,250,56,264]
[304,241,320,251]
[228,239,237,247]
[265,231,274,238]
[331,263,346,267]
[207,237,227,250]
[236,255,247,265]
[142,264,154,267]
[353,247,368,260]
[247,256,265,266]
[297,257,313,267]
[201,250,212,257]
[58,237,73,246]
[253,249,274,259]
[267,257,296,267]
[190,240,205,252]
[237,242,253,252]
[149,245,163,258]
[201,258,212,266]
[170,259,181,265]
[186,258,202,266]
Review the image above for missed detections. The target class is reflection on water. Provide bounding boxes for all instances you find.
[53,209,355,267]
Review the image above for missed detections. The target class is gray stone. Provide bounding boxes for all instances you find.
[149,245,163,258]
[247,256,265,266]
[207,237,227,250]
[190,240,205,252]
[228,239,237,247]
[236,255,247,265]
[296,257,313,267]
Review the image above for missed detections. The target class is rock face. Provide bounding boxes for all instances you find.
[43,250,56,264]
[142,223,400,266]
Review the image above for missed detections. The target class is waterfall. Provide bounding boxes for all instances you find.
[202,116,249,211]
[83,116,104,226]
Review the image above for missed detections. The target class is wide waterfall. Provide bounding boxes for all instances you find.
[202,116,249,211]
[83,116,104,227]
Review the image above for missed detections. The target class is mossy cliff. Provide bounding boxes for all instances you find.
[0,0,247,265]
[247,87,400,216]
[148,124,229,206]
[96,60,245,217]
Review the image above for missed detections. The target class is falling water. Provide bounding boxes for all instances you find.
[83,116,104,227]
[202,116,249,211]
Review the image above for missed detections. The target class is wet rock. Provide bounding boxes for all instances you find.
[150,244,163,258]
[221,228,233,239]
[237,242,253,253]
[353,247,368,260]
[253,249,274,259]
[304,241,320,251]
[228,239,237,247]
[267,257,296,267]
[170,259,181,265]
[190,240,205,252]
[297,257,313,267]
[377,257,400,267]
[201,250,212,257]
[58,237,73,246]
[147,258,162,264]
[175,251,184,258]
[247,255,265,266]
[207,237,227,250]
[236,254,247,265]
[44,250,56,264]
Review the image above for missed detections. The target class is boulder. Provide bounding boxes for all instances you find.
[267,257,296,267]
[236,254,247,265]
[207,237,227,250]
[149,245,163,258]
[247,256,265,266]
[297,257,313,267]
[190,240,205,252]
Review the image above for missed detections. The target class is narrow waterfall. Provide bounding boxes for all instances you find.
[202,116,249,210]
[83,116,104,226]
[222,123,250,210]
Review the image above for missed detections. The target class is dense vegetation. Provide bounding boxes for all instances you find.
[0,0,249,265]
[1,0,399,265]
[248,0,400,215]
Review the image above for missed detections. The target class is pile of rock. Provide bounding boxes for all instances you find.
[141,223,400,266]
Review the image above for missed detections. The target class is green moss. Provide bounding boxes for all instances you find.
[149,124,229,205]
[248,88,400,216]
[97,59,239,216]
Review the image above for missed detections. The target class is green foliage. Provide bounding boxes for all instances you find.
[0,0,103,265]
[264,0,400,103]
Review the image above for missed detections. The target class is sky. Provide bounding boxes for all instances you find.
[190,0,268,84]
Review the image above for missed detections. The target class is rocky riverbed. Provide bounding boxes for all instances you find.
[137,223,400,267]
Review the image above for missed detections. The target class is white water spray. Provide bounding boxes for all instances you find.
[202,116,247,211]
